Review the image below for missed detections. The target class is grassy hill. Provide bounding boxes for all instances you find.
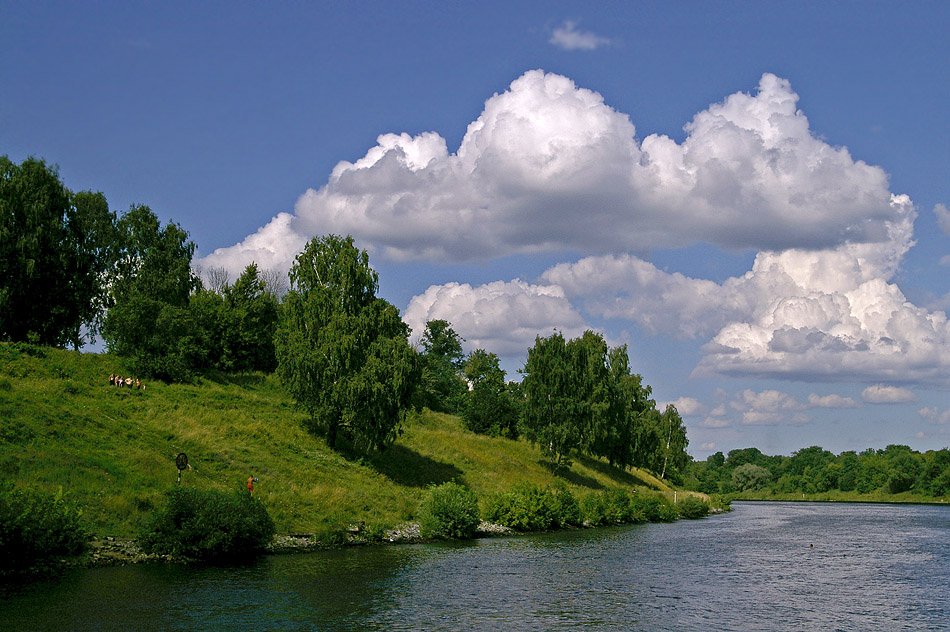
[0,342,676,538]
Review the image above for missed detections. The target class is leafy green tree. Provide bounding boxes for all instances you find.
[0,157,116,348]
[274,234,419,452]
[193,263,280,373]
[882,446,922,494]
[71,191,119,340]
[521,331,587,467]
[658,404,689,481]
[731,463,772,491]
[101,205,201,380]
[414,319,468,413]
[589,345,639,469]
[462,348,518,437]
[632,406,663,473]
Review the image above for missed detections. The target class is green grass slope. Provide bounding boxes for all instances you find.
[1,343,674,537]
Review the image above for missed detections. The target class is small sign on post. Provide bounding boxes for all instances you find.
[176,452,189,484]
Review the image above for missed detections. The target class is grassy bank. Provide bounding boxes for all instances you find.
[728,490,949,504]
[1,342,700,539]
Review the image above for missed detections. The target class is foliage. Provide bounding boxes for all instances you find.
[0,156,116,348]
[630,492,678,523]
[688,444,950,500]
[417,481,481,539]
[484,483,582,532]
[520,330,685,478]
[139,486,275,561]
[414,320,468,413]
[101,205,201,381]
[0,488,87,574]
[191,263,279,373]
[657,405,689,482]
[275,234,420,452]
[731,463,772,491]
[521,331,590,467]
[675,496,710,519]
[462,348,518,437]
[1,342,683,539]
[581,488,646,526]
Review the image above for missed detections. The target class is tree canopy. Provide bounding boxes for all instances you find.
[0,156,116,348]
[274,234,419,452]
[101,204,200,380]
[414,319,468,413]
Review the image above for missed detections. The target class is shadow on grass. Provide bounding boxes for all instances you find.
[368,445,464,488]
[203,372,270,389]
[576,455,661,489]
[538,460,604,491]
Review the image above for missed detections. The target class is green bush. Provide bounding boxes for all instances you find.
[139,486,275,561]
[418,482,480,540]
[0,488,87,574]
[485,483,582,532]
[631,491,678,523]
[676,495,710,519]
[581,489,647,526]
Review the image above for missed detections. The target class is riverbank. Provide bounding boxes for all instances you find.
[727,492,950,505]
[2,343,684,541]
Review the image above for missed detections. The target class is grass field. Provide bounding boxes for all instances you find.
[0,342,679,538]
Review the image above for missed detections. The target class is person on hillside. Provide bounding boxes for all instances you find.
[247,476,255,495]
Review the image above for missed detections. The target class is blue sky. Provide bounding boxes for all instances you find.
[3,1,948,457]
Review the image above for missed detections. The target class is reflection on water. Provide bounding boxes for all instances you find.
[3,502,948,631]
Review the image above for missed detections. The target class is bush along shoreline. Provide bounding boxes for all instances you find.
[2,483,726,576]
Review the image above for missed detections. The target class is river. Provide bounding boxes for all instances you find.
[2,501,948,631]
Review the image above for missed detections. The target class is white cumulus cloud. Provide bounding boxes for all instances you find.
[732,389,809,425]
[544,198,949,385]
[861,384,917,404]
[663,397,705,417]
[807,393,859,408]
[199,70,902,274]
[549,21,612,51]
[403,279,588,356]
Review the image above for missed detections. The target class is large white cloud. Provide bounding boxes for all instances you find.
[199,70,900,274]
[403,279,588,356]
[545,193,949,384]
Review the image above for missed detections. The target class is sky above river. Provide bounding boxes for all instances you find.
[3,1,947,457]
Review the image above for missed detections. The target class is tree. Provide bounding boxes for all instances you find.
[731,463,772,491]
[589,345,638,469]
[0,156,116,348]
[414,319,468,413]
[274,234,419,452]
[521,331,586,467]
[462,349,518,437]
[101,205,201,380]
[658,404,689,481]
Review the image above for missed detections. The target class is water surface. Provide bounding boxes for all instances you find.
[3,502,948,630]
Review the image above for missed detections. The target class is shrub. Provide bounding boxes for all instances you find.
[581,489,647,526]
[631,492,678,523]
[418,482,480,540]
[139,487,275,561]
[485,483,582,532]
[676,495,710,519]
[0,488,87,574]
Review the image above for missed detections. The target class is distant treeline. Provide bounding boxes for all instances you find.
[1,155,690,479]
[686,445,950,498]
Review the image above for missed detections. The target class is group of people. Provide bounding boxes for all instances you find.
[108,373,145,390]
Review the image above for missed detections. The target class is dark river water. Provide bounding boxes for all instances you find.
[2,501,948,631]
